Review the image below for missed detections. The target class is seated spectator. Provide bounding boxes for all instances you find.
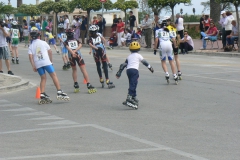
[179,31,194,54]
[226,20,238,50]
[107,31,118,49]
[200,22,218,49]
[121,28,132,46]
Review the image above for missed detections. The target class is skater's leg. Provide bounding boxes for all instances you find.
[127,69,139,97]
[79,65,89,83]
[71,66,78,82]
[5,59,11,71]
[49,72,61,90]
[169,60,176,74]
[161,60,168,73]
[102,61,109,80]
[40,73,47,93]
[96,61,102,78]
[174,55,181,71]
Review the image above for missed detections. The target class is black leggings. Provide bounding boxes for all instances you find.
[96,61,108,79]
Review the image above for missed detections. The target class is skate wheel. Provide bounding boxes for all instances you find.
[175,81,178,85]
[178,76,182,80]
[38,100,43,105]
[167,80,170,84]
[88,90,92,94]
[74,89,79,93]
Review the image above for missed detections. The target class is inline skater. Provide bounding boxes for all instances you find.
[57,24,70,70]
[88,25,115,89]
[153,19,178,84]
[10,21,20,64]
[64,29,96,94]
[28,28,69,104]
[45,26,59,54]
[116,41,154,109]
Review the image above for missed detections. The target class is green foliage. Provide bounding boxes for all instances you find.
[182,13,200,22]
[18,4,40,17]
[38,0,54,14]
[187,26,199,39]
[148,0,191,8]
[104,0,114,11]
[0,5,16,15]
[52,1,69,13]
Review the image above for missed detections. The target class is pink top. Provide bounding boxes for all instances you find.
[208,26,218,36]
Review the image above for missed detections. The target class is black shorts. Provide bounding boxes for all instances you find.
[93,47,107,62]
[6,37,11,43]
[69,54,85,67]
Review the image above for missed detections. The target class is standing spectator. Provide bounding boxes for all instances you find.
[199,14,205,39]
[179,31,194,54]
[141,14,152,48]
[92,16,98,25]
[74,18,80,40]
[203,15,211,31]
[226,20,238,49]
[80,16,87,44]
[111,14,118,32]
[99,15,106,35]
[41,17,48,40]
[175,13,184,39]
[200,22,218,50]
[71,15,77,27]
[59,17,64,25]
[224,11,234,39]
[35,19,41,31]
[116,18,125,46]
[64,15,69,30]
[219,11,227,49]
[47,19,53,33]
[128,11,137,31]
[98,17,103,34]
[0,20,14,75]
[153,13,160,44]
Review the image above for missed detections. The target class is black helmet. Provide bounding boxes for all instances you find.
[65,29,74,38]
[30,28,40,40]
[30,20,36,27]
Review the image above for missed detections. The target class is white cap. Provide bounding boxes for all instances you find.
[221,11,226,14]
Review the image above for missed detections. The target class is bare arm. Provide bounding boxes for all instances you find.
[48,49,53,63]
[154,38,158,50]
[28,54,37,72]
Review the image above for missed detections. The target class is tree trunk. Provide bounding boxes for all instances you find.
[17,0,23,25]
[210,0,221,26]
[171,6,174,22]
[235,4,240,52]
[124,10,127,27]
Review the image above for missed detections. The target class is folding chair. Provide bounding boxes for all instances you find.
[206,30,219,49]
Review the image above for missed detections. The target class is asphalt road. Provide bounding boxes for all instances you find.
[0,45,240,160]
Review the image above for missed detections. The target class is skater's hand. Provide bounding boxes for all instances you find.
[72,52,78,58]
[153,50,156,55]
[89,51,91,55]
[116,76,120,79]
[116,71,121,78]
[33,66,37,72]
[148,66,154,73]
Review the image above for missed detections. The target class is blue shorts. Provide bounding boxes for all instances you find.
[49,38,56,45]
[61,47,68,54]
[37,65,55,76]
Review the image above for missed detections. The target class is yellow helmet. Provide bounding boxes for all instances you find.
[129,41,141,52]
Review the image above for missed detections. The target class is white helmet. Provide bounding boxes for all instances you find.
[89,25,98,31]
[158,19,162,24]
[11,21,18,25]
[95,25,100,31]
[58,23,64,28]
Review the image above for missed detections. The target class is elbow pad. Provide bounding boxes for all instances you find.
[141,59,149,67]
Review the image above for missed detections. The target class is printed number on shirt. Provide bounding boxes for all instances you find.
[68,41,78,50]
[161,31,169,38]
[61,34,67,40]
[170,31,176,38]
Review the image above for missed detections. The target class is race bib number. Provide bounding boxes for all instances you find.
[161,31,170,38]
[61,34,67,40]
[68,41,78,50]
[12,29,19,38]
[170,31,176,38]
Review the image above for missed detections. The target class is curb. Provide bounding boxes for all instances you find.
[0,74,29,92]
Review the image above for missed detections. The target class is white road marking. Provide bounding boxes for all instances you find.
[1,107,35,112]
[0,100,10,103]
[38,120,79,125]
[14,112,50,116]
[0,103,22,107]
[186,70,240,76]
[28,115,64,120]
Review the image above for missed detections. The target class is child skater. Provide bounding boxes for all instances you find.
[57,24,70,70]
[116,41,154,109]
[10,21,20,64]
[64,29,96,94]
[28,28,70,104]
[45,26,59,54]
[23,26,29,47]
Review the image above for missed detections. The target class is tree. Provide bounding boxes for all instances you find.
[113,0,138,24]
[147,0,164,15]
[38,0,55,14]
[1,5,17,20]
[210,0,221,26]
[201,1,233,12]
[18,4,40,18]
[215,0,240,52]
[148,0,191,21]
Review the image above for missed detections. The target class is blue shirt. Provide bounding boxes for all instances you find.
[80,19,87,30]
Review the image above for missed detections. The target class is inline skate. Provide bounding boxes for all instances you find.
[174,74,178,85]
[67,62,71,69]
[100,78,104,88]
[74,82,80,93]
[12,58,15,64]
[132,96,139,106]
[16,58,19,64]
[106,79,115,89]
[62,64,68,70]
[123,95,138,109]
[87,83,97,94]
[178,71,182,80]
[56,90,70,101]
[38,93,52,105]
[165,73,170,84]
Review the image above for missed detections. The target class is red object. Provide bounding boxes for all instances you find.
[99,0,107,2]
[83,79,87,84]
[35,87,41,99]
[117,22,124,33]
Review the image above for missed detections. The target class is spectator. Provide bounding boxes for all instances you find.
[59,17,64,25]
[0,20,14,75]
[107,31,118,49]
[219,11,227,49]
[179,31,194,54]
[128,11,137,31]
[64,15,69,29]
[111,14,118,32]
[35,19,41,31]
[117,18,125,46]
[203,15,211,31]
[41,17,48,38]
[121,28,132,46]
[97,17,103,34]
[71,15,77,27]
[99,15,106,34]
[153,13,160,43]
[175,13,184,39]
[199,14,205,39]
[74,18,80,40]
[226,20,238,49]
[224,11,234,39]
[47,19,53,33]
[200,22,218,50]
[80,16,87,44]
[92,16,98,25]
[141,14,152,48]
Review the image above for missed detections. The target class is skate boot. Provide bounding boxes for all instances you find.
[38,92,52,105]
[106,79,115,89]
[174,74,178,85]
[67,62,71,69]
[74,82,80,93]
[87,83,97,94]
[132,96,139,106]
[123,95,138,109]
[12,58,15,64]
[165,73,170,84]
[178,71,182,80]
[8,70,14,75]
[108,63,113,70]
[56,90,70,101]
[62,64,67,70]
[100,78,104,88]
[16,58,19,64]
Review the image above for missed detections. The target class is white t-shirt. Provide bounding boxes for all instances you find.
[124,33,132,41]
[224,15,234,30]
[72,19,77,26]
[11,28,19,39]
[23,29,29,36]
[126,52,144,70]
[28,39,52,69]
[181,35,194,48]
[64,19,70,29]
[155,29,171,43]
[176,17,184,31]
[0,27,8,47]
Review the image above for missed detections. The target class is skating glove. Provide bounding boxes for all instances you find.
[116,71,121,78]
[153,50,157,55]
[148,66,154,73]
